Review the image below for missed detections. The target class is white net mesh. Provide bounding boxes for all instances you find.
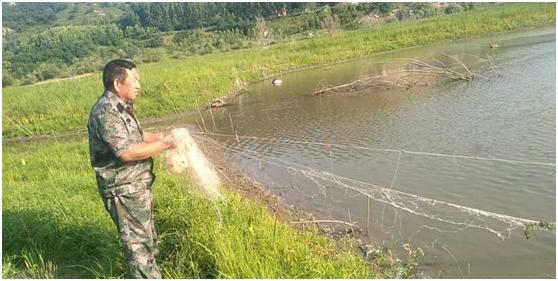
[194,132,555,240]
[162,128,223,201]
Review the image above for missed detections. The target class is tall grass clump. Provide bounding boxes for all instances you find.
[4,138,388,278]
[3,3,554,138]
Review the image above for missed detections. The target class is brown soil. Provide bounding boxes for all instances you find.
[34,73,94,85]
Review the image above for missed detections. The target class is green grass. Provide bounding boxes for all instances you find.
[4,138,410,278]
[3,3,555,138]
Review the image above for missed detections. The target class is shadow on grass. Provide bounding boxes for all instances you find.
[3,207,221,278]
[2,209,125,278]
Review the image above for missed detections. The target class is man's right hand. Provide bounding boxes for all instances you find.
[162,133,177,149]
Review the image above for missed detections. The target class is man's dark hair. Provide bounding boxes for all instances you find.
[103,59,137,92]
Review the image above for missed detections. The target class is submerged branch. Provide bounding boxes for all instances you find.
[313,55,498,96]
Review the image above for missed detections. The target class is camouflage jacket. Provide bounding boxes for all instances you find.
[87,90,154,191]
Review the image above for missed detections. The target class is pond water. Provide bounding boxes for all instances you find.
[181,28,556,278]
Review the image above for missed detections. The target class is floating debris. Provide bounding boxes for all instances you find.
[208,97,229,108]
[313,55,496,96]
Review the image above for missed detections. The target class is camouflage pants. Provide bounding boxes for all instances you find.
[101,180,161,279]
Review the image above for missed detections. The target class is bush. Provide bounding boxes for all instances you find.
[122,42,140,58]
[21,73,38,85]
[199,43,214,55]
[333,3,362,29]
[445,4,464,14]
[139,48,165,63]
[2,71,16,87]
[230,38,244,50]
[72,57,104,75]
[35,63,64,81]
[4,24,124,80]
[321,13,340,35]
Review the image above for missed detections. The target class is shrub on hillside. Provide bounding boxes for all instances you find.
[35,63,65,81]
[139,48,165,63]
[445,4,465,14]
[2,70,16,87]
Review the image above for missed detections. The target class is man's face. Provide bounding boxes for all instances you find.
[116,68,141,102]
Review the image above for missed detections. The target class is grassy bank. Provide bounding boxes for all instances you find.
[2,3,555,138]
[3,138,414,278]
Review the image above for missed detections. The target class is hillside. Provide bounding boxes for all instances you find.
[2,2,487,86]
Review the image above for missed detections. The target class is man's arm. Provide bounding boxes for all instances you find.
[119,140,172,162]
[144,127,175,143]
[143,132,160,143]
[97,112,175,162]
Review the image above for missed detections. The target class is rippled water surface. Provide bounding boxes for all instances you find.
[174,28,556,278]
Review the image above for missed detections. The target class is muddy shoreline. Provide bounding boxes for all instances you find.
[191,128,391,263]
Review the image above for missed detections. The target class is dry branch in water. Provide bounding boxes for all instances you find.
[313,55,496,96]
[313,71,428,95]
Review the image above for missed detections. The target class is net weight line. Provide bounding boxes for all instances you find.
[193,132,556,240]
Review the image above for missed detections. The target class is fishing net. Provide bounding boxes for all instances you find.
[195,132,555,240]
[162,128,223,201]
[297,168,551,240]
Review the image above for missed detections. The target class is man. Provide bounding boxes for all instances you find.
[87,59,175,278]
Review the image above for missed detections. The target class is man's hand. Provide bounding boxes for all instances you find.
[162,133,177,149]
[145,127,176,147]
[120,128,177,162]
[144,131,161,143]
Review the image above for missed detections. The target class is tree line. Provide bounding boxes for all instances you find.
[2,2,482,86]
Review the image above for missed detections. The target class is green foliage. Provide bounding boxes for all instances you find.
[393,3,445,22]
[173,29,249,55]
[138,48,166,63]
[3,24,124,79]
[35,63,66,81]
[267,10,322,36]
[445,4,465,15]
[524,221,556,240]
[376,3,395,15]
[1,2,495,85]
[2,70,15,87]
[1,3,68,31]
[2,3,125,32]
[2,23,167,83]
[332,3,363,29]
[124,3,310,32]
